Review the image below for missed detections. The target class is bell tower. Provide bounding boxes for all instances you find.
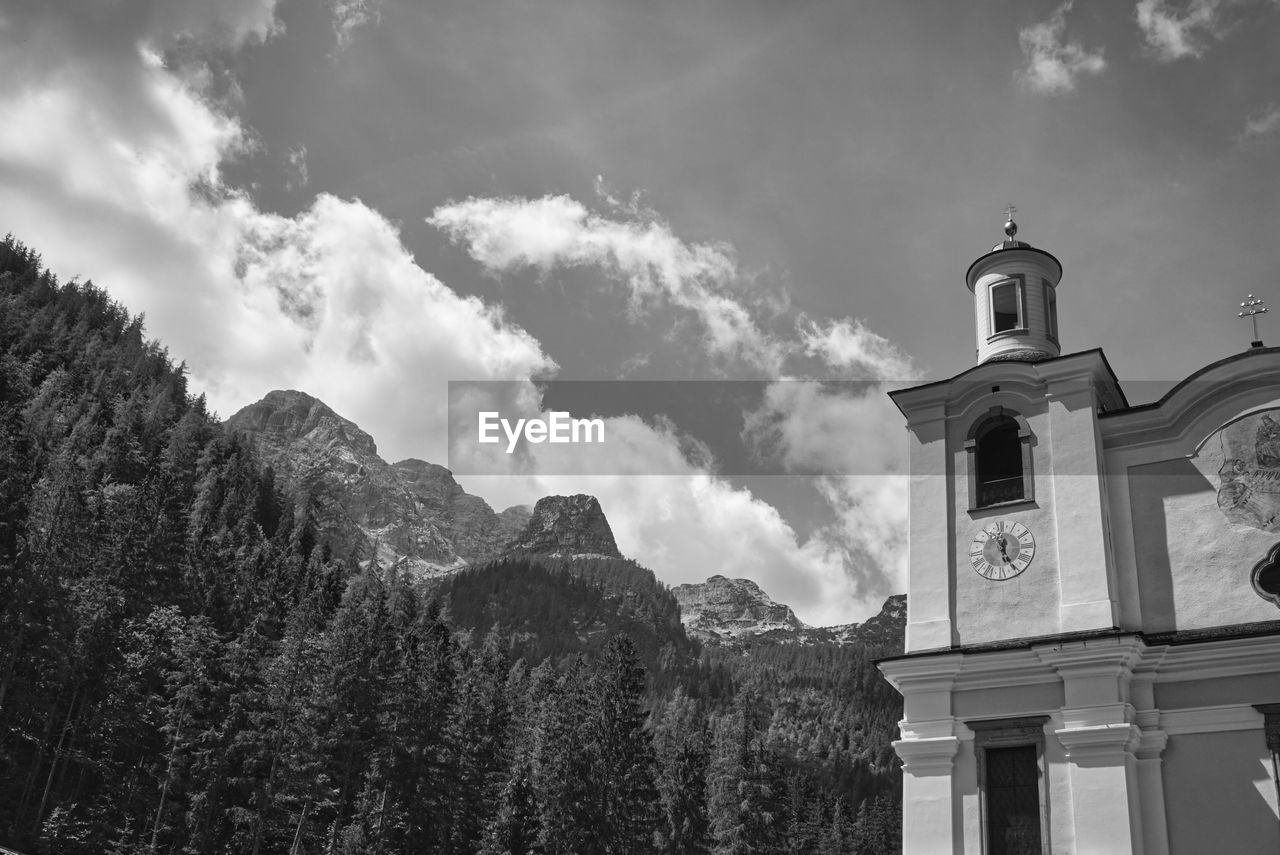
[888,209,1126,653]
[967,207,1061,363]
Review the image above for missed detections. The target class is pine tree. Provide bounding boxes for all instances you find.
[532,656,596,855]
[654,688,710,854]
[818,798,849,855]
[445,628,511,854]
[590,634,661,854]
[707,693,783,855]
[481,757,542,855]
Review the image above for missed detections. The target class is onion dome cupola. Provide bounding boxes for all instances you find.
[966,208,1062,364]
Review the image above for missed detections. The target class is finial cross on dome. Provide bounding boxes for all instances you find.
[1240,294,1269,348]
[1001,203,1017,240]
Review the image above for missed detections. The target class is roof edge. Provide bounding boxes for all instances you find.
[1099,345,1280,418]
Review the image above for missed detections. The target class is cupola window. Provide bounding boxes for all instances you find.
[989,279,1025,335]
[1043,282,1058,341]
[967,408,1035,509]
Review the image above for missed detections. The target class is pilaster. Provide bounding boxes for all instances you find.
[902,401,953,652]
[1042,373,1117,632]
[880,655,964,854]
[1035,638,1150,854]
[1131,650,1170,855]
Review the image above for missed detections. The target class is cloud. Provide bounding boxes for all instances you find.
[429,195,786,373]
[741,380,910,604]
[137,0,283,50]
[429,194,921,618]
[1239,104,1280,141]
[469,464,876,627]
[331,0,383,48]
[447,380,887,625]
[0,2,554,465]
[285,143,309,190]
[1134,0,1226,61]
[1017,2,1107,95]
[798,316,915,379]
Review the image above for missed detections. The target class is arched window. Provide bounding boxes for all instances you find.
[967,409,1034,509]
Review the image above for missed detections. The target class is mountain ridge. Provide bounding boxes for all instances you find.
[228,389,905,647]
[674,574,906,647]
[227,389,531,575]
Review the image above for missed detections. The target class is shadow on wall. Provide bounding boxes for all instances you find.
[1127,458,1213,633]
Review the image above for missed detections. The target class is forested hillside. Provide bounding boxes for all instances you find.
[0,237,902,854]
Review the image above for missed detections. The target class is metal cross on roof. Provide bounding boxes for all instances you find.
[1001,203,1018,240]
[1240,294,1269,348]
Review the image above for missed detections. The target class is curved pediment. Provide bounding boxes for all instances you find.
[1101,348,1280,457]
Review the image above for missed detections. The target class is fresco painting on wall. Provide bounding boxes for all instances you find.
[1199,408,1280,534]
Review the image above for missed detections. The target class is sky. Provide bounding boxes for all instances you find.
[2,0,1279,625]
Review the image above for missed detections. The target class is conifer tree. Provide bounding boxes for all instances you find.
[654,688,710,855]
[590,634,661,854]
[532,656,596,855]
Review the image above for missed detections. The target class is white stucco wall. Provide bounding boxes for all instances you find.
[948,380,1117,644]
[1162,729,1278,854]
[1110,397,1280,632]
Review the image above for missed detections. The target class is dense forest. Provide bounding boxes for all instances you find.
[0,236,901,853]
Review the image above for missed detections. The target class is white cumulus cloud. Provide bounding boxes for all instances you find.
[471,464,877,627]
[741,380,910,605]
[430,193,919,619]
[285,143,309,190]
[1134,0,1227,61]
[429,195,786,373]
[1017,1,1107,96]
[331,0,383,49]
[1240,104,1280,141]
[799,316,915,379]
[0,2,554,465]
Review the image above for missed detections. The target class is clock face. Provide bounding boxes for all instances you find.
[969,520,1035,580]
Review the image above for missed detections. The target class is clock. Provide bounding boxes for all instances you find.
[969,520,1036,580]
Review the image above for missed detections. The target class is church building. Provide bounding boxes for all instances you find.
[878,214,1280,854]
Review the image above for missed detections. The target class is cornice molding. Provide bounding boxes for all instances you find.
[1159,704,1265,735]
[878,653,964,694]
[1054,722,1140,764]
[892,735,961,776]
[953,648,1059,692]
[1033,636,1147,671]
[1134,728,1169,761]
[1155,634,1280,683]
[889,349,1125,420]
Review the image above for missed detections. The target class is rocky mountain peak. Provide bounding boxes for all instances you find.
[227,391,535,574]
[505,494,622,558]
[845,594,907,646]
[672,577,907,648]
[229,389,380,462]
[392,458,467,502]
[672,575,807,641]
